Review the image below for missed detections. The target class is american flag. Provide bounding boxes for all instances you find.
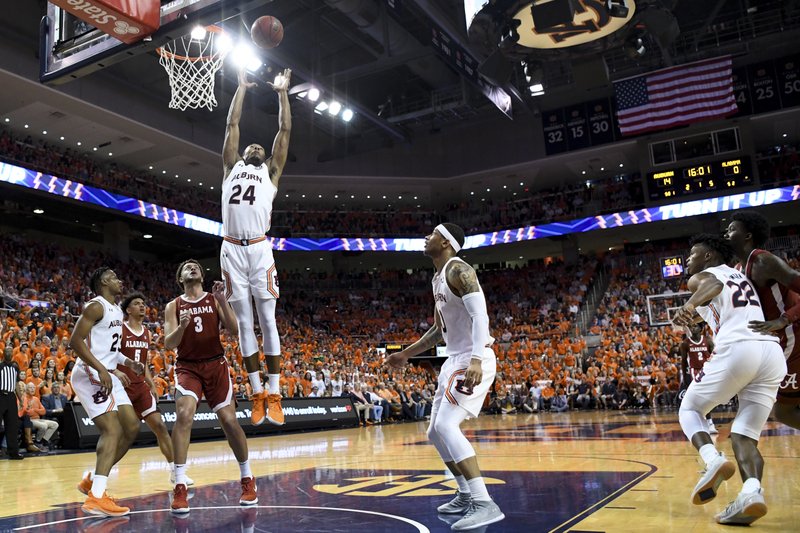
[614,56,737,136]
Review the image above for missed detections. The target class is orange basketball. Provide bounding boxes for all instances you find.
[250,16,283,49]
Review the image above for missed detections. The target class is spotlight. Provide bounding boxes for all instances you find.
[328,101,342,116]
[341,109,354,122]
[190,26,207,40]
[307,87,321,102]
[606,0,629,18]
[315,101,329,113]
[624,34,646,58]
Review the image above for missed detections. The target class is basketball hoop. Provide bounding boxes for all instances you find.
[156,26,230,111]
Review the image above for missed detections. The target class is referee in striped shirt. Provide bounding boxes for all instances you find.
[1,344,23,460]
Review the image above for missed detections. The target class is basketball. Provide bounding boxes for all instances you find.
[250,16,283,49]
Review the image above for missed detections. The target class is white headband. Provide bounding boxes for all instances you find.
[435,224,462,253]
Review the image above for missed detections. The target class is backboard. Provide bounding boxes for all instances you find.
[39,0,272,85]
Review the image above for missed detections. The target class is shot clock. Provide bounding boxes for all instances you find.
[661,256,685,279]
[648,156,752,200]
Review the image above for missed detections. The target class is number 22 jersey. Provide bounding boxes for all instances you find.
[222,160,278,239]
[697,264,780,348]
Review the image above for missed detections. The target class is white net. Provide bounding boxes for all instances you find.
[157,28,229,111]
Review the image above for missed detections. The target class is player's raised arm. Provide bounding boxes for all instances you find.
[266,68,292,187]
[164,300,190,350]
[749,253,800,333]
[69,301,113,392]
[673,272,723,327]
[212,281,239,336]
[223,66,255,178]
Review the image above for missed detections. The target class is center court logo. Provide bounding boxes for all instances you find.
[313,474,504,497]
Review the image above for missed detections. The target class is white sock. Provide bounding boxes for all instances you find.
[466,476,491,502]
[454,474,471,493]
[175,464,187,485]
[268,373,280,395]
[699,444,719,466]
[247,372,264,395]
[90,475,108,498]
[742,478,761,494]
[169,462,175,473]
[239,460,253,479]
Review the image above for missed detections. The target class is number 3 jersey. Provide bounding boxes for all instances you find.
[222,160,278,239]
[697,264,780,348]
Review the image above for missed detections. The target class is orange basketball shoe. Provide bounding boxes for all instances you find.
[171,483,190,514]
[266,393,285,425]
[81,492,130,517]
[250,391,267,425]
[240,477,258,506]
[77,471,93,495]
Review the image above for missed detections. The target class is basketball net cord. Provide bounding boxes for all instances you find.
[157,32,228,111]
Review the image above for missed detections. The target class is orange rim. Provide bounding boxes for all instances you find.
[156,25,225,62]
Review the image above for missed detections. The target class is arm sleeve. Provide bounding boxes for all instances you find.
[116,353,132,367]
[462,291,493,360]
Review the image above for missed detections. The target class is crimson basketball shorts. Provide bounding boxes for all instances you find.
[126,380,158,420]
[175,356,234,412]
[220,239,279,302]
[777,349,800,405]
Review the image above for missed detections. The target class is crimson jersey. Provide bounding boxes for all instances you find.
[117,323,150,385]
[743,250,800,362]
[686,334,713,381]
[174,292,224,362]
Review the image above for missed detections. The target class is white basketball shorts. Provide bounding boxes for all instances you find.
[71,362,133,420]
[432,348,497,419]
[220,238,279,302]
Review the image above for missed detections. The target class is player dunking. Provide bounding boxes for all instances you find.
[220,64,292,426]
[678,323,717,434]
[673,234,786,525]
[165,259,256,512]
[117,292,193,487]
[386,224,505,531]
[725,210,800,429]
[70,267,144,517]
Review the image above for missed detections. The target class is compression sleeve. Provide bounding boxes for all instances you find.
[462,291,493,360]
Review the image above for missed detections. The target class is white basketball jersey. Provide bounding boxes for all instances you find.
[86,296,124,370]
[696,264,779,348]
[432,257,494,358]
[222,160,278,239]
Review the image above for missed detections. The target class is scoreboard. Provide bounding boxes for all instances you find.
[660,256,685,279]
[647,156,752,200]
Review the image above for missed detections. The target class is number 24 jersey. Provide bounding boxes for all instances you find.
[222,160,278,239]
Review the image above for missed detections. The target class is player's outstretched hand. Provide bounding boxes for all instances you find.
[113,369,131,388]
[384,350,410,369]
[672,303,695,327]
[212,280,227,303]
[267,68,291,92]
[238,64,257,89]
[463,358,483,389]
[130,360,145,376]
[749,317,788,334]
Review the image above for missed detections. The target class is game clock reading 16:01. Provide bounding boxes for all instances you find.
[647,156,752,200]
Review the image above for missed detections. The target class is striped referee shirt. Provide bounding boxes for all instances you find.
[0,361,18,393]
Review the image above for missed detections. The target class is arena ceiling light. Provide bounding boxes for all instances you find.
[33,208,44,214]
[231,43,261,72]
[314,101,329,113]
[143,234,153,239]
[341,108,354,122]
[307,87,320,101]
[328,101,342,116]
[3,117,9,123]
[190,25,207,40]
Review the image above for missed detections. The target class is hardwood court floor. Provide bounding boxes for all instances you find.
[1,409,798,532]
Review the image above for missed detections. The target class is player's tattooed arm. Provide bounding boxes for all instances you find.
[446,261,480,297]
[384,311,442,368]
